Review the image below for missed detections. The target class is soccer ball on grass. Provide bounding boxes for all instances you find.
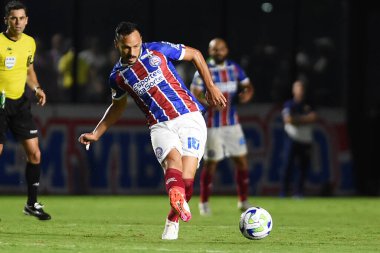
[239,206,273,240]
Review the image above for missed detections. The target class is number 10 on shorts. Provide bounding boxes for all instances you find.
[188,137,200,150]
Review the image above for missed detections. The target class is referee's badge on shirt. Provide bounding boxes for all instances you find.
[5,56,16,69]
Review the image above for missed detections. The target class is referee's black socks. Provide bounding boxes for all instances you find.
[25,162,41,206]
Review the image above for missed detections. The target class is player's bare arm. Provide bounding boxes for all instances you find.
[78,96,127,146]
[284,111,318,125]
[26,64,46,106]
[238,82,254,104]
[183,46,226,108]
[294,112,318,125]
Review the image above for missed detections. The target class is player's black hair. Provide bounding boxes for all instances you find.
[115,21,140,40]
[4,0,27,17]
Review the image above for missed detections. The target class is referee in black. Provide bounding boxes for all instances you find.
[0,1,50,220]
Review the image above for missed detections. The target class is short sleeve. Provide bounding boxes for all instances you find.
[30,37,36,64]
[146,42,185,61]
[234,63,250,85]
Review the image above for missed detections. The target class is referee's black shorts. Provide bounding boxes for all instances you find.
[0,94,38,144]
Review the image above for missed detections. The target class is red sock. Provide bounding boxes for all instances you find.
[165,168,185,222]
[167,209,179,222]
[200,168,213,203]
[165,168,185,194]
[236,169,249,202]
[184,178,194,202]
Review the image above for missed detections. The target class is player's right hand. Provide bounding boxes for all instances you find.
[78,133,98,145]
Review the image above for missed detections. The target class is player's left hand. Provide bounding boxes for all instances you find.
[35,89,46,106]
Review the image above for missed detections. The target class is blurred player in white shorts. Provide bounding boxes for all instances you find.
[191,38,254,215]
[204,124,247,161]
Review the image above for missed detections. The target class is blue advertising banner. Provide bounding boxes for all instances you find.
[0,104,353,195]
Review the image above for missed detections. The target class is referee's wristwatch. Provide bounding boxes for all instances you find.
[34,86,42,94]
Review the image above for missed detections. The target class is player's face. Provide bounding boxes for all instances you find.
[115,30,142,65]
[293,81,305,100]
[4,9,28,36]
[209,40,229,64]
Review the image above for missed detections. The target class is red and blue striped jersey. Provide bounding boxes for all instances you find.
[109,42,204,126]
[191,59,250,127]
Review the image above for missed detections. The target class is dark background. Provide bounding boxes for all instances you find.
[1,0,379,195]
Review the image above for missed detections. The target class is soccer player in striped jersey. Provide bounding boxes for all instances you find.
[190,38,254,215]
[78,22,226,240]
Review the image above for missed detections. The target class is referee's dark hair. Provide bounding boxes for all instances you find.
[5,0,27,17]
[115,21,140,40]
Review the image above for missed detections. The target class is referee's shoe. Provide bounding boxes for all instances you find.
[23,202,51,220]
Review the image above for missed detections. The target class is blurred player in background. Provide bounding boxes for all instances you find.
[281,80,318,197]
[0,1,50,220]
[190,38,254,215]
[78,22,226,240]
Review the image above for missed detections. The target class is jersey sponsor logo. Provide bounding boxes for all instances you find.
[5,56,16,69]
[133,68,164,96]
[215,81,237,93]
[149,55,161,67]
[165,177,177,185]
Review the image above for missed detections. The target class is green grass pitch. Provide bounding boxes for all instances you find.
[0,196,379,253]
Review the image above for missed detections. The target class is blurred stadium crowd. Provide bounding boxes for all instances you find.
[21,0,347,107]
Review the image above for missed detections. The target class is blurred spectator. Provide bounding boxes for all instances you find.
[49,33,65,70]
[37,33,67,103]
[49,34,66,99]
[57,36,110,103]
[33,37,56,98]
[58,46,90,101]
[78,37,108,102]
[280,80,318,197]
